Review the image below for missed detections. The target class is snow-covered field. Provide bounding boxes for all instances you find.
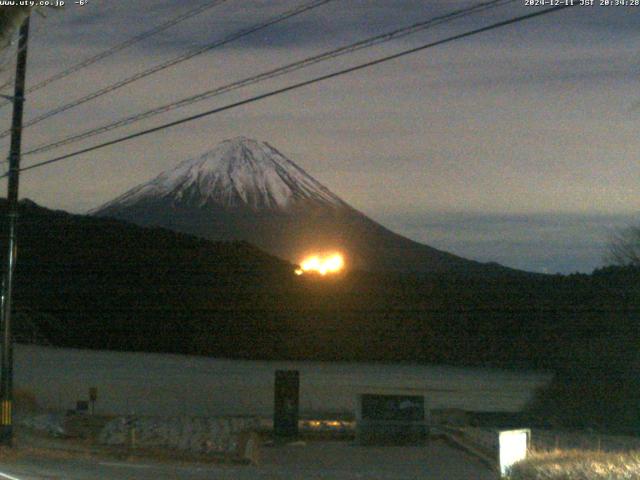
[14,344,550,417]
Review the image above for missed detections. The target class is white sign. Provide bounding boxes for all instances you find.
[499,429,530,477]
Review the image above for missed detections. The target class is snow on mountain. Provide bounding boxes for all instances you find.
[96,137,347,212]
[92,136,516,275]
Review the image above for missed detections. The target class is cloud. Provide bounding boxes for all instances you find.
[6,0,639,275]
[374,211,640,273]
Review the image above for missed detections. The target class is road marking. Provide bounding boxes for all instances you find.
[0,470,22,480]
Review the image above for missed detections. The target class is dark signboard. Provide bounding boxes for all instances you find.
[357,394,427,445]
[274,370,299,437]
[361,394,425,421]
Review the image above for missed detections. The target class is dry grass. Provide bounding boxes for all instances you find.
[508,449,640,480]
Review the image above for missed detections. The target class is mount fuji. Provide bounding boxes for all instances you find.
[92,137,511,274]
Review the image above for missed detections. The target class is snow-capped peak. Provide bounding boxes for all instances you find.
[96,137,348,212]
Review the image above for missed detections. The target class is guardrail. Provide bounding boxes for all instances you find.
[435,425,499,471]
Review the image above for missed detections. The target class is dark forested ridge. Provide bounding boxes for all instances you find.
[0,199,638,373]
[2,199,639,431]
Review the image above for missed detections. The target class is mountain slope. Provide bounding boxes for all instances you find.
[92,137,515,275]
[1,199,637,374]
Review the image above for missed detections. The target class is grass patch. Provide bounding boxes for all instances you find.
[508,449,640,479]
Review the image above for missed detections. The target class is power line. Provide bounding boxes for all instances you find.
[25,0,516,157]
[0,0,334,140]
[9,4,574,177]
[0,76,14,93]
[0,41,27,94]
[0,0,230,110]
[0,75,14,91]
[0,54,16,87]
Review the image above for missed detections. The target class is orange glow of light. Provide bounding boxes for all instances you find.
[296,253,345,276]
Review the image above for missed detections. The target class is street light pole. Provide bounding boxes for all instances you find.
[0,16,30,447]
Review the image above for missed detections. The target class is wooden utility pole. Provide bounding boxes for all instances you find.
[0,16,30,446]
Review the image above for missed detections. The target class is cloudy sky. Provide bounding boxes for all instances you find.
[0,0,638,273]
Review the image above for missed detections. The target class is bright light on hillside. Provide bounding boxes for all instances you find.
[296,253,345,276]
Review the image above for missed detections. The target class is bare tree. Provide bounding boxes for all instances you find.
[608,225,640,267]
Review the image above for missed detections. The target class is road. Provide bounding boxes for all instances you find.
[0,440,497,479]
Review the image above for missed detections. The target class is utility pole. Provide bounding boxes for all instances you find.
[0,16,30,447]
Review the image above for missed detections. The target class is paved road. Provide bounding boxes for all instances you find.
[0,440,497,479]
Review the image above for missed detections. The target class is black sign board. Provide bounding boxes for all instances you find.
[361,394,425,421]
[274,370,299,437]
[357,394,427,445]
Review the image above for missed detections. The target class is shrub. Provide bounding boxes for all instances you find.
[508,450,640,480]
